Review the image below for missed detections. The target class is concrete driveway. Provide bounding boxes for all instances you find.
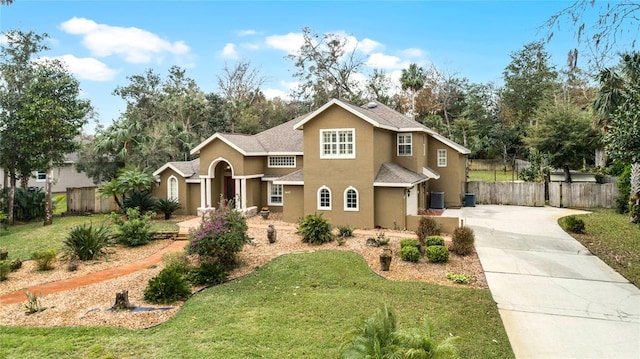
[444,205,640,359]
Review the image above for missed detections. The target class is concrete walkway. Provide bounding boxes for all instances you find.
[445,205,640,359]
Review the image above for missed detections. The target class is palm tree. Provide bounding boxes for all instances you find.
[393,321,460,359]
[401,64,426,120]
[595,52,640,222]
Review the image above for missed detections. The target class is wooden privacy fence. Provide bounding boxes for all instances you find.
[66,187,115,213]
[467,181,619,208]
[467,181,545,207]
[548,182,618,209]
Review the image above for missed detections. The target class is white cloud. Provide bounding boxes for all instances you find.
[265,32,304,54]
[366,52,410,70]
[43,54,118,81]
[236,29,257,36]
[358,38,383,54]
[263,88,291,101]
[59,17,191,63]
[0,34,8,45]
[241,42,260,50]
[401,48,425,58]
[221,43,239,59]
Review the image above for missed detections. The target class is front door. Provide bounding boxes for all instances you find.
[224,175,235,205]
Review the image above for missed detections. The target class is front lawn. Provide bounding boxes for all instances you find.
[0,214,180,260]
[0,250,513,358]
[468,170,517,182]
[563,209,640,288]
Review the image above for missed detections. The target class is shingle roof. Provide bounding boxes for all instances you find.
[153,158,200,178]
[273,169,304,185]
[374,162,428,187]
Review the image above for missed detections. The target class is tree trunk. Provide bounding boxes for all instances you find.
[111,290,132,310]
[43,168,53,226]
[630,162,640,223]
[563,165,573,183]
[7,173,15,225]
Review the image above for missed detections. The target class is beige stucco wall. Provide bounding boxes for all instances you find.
[186,182,200,215]
[427,137,466,208]
[374,186,406,229]
[301,105,376,228]
[152,168,191,215]
[282,185,304,224]
[198,140,246,177]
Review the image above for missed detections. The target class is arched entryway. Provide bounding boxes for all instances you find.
[199,158,240,212]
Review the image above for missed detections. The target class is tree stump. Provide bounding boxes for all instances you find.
[0,248,7,260]
[267,224,276,243]
[111,290,133,310]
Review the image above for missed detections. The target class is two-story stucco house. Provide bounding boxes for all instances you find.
[152,99,470,229]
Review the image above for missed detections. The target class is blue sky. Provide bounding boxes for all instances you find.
[0,1,621,132]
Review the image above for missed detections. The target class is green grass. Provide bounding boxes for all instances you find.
[468,170,518,182]
[563,209,640,287]
[52,194,67,215]
[0,251,513,358]
[0,215,180,260]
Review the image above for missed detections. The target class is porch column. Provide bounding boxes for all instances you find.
[240,178,247,210]
[205,177,212,207]
[200,178,206,208]
[234,178,241,210]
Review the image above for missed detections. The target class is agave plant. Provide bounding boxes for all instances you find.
[62,223,113,261]
[122,190,158,214]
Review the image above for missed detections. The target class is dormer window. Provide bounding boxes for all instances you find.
[320,129,355,159]
[397,133,412,156]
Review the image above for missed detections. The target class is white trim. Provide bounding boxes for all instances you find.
[343,186,359,211]
[422,167,441,179]
[373,182,414,188]
[274,180,304,185]
[35,170,46,182]
[317,185,331,210]
[268,155,296,168]
[264,151,303,156]
[429,132,471,155]
[207,157,234,178]
[167,175,179,201]
[234,173,264,180]
[320,128,356,159]
[397,133,412,156]
[186,178,201,184]
[267,181,284,206]
[153,163,189,177]
[437,149,447,167]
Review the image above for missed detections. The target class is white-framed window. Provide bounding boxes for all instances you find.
[268,182,283,206]
[397,133,412,156]
[320,129,355,159]
[437,149,447,167]
[268,156,296,168]
[35,171,46,182]
[168,176,179,201]
[344,186,359,211]
[317,186,331,210]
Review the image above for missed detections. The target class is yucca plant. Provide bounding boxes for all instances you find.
[156,198,181,220]
[63,223,113,261]
[123,190,158,214]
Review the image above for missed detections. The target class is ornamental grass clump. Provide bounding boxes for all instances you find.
[187,200,249,271]
[451,226,475,256]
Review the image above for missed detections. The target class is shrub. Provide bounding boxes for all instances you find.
[400,246,421,263]
[399,239,420,250]
[425,245,449,263]
[451,226,475,256]
[615,165,631,214]
[110,207,155,247]
[0,260,10,281]
[187,200,249,270]
[162,251,191,273]
[24,291,46,315]
[337,225,354,237]
[156,198,182,220]
[187,262,228,286]
[144,266,192,304]
[9,258,22,271]
[416,217,440,248]
[122,190,158,214]
[13,187,46,221]
[563,215,586,234]
[31,249,57,271]
[62,223,113,261]
[0,247,7,260]
[297,213,333,245]
[447,273,475,284]
[425,236,445,247]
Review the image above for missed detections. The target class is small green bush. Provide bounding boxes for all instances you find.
[425,245,449,263]
[144,266,192,304]
[162,251,191,273]
[451,226,475,256]
[416,217,441,248]
[63,223,113,261]
[298,213,333,245]
[187,262,228,286]
[0,260,10,281]
[110,207,155,247]
[337,225,354,237]
[0,247,7,260]
[31,249,57,271]
[563,215,586,234]
[446,273,475,284]
[425,236,445,247]
[399,239,420,250]
[400,246,421,263]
